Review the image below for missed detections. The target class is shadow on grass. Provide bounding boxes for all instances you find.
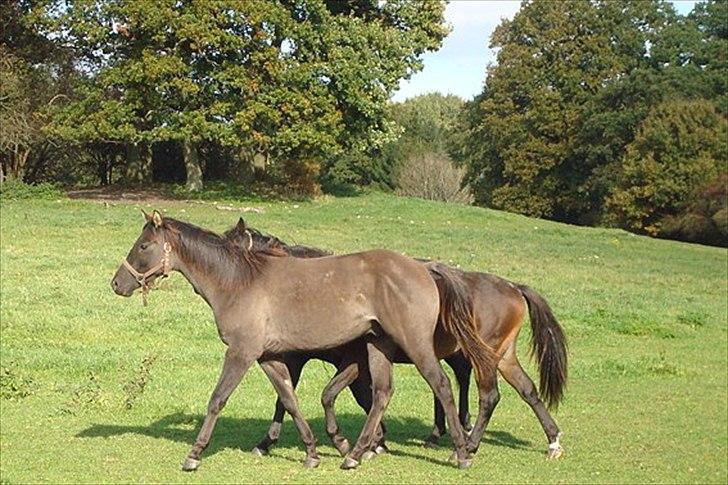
[76,412,537,466]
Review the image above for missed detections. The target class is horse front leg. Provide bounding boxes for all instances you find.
[183,348,255,471]
[341,338,395,470]
[321,358,359,456]
[252,355,306,457]
[258,359,321,468]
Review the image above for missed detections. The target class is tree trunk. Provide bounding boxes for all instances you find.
[183,139,203,191]
[125,142,152,184]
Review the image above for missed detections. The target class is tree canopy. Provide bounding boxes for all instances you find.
[463,0,727,244]
[20,0,447,190]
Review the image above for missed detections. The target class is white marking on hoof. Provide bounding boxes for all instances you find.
[362,450,376,461]
[340,456,359,470]
[547,433,563,459]
[304,456,321,468]
[181,457,201,471]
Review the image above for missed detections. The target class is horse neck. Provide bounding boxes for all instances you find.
[171,232,245,313]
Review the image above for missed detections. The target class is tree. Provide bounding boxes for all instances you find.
[465,0,678,221]
[341,93,466,189]
[0,1,74,183]
[37,0,447,192]
[605,99,727,240]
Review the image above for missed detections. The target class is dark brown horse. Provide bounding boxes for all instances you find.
[111,211,497,470]
[225,219,568,459]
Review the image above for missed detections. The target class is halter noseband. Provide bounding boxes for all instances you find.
[122,240,172,306]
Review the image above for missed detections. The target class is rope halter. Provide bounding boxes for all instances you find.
[121,241,172,306]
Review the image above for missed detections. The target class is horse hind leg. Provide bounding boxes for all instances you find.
[407,348,473,468]
[449,352,474,431]
[424,393,446,448]
[498,343,563,459]
[426,352,474,449]
[465,369,500,454]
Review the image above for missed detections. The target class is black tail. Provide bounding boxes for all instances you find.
[426,263,499,384]
[517,284,568,410]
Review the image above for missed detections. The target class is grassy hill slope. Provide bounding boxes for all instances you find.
[1,192,726,483]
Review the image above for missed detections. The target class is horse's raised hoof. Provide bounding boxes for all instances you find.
[333,438,350,456]
[362,450,376,461]
[458,458,473,469]
[340,456,360,470]
[374,444,388,455]
[547,446,563,460]
[251,446,268,457]
[181,457,201,472]
[304,456,321,468]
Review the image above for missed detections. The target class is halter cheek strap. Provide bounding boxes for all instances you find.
[122,241,172,306]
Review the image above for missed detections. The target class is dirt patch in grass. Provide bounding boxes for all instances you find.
[67,185,175,203]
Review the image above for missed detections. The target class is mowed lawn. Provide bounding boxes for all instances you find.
[0,192,726,484]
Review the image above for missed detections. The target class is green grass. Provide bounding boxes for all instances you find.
[1,191,726,483]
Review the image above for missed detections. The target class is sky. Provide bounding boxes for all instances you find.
[392,0,699,102]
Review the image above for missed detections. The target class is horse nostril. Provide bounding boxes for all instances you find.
[112,279,118,289]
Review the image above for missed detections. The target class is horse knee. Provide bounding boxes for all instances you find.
[321,391,335,409]
[373,385,393,403]
[208,397,227,415]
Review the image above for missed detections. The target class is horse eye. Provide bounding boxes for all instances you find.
[140,243,149,251]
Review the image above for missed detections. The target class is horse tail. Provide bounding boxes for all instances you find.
[426,263,499,385]
[517,284,568,410]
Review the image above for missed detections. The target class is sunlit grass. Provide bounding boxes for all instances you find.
[1,192,726,483]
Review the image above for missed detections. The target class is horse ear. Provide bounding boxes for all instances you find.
[141,209,151,222]
[236,217,246,232]
[151,210,163,228]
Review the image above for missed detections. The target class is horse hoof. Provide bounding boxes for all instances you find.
[458,458,473,469]
[374,444,388,455]
[448,451,457,463]
[304,456,321,468]
[334,439,350,456]
[181,457,201,472]
[251,447,268,457]
[362,450,376,461]
[340,456,360,470]
[547,446,563,460]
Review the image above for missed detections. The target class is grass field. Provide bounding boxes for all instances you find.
[1,191,726,483]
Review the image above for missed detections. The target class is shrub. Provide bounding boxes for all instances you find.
[0,178,63,200]
[395,152,473,204]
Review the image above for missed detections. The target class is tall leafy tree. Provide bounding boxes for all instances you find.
[465,0,677,221]
[605,99,727,241]
[37,0,447,191]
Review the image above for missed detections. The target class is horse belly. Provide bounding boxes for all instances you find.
[268,300,375,353]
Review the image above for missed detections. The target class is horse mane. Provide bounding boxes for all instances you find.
[163,218,287,286]
[223,224,331,259]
